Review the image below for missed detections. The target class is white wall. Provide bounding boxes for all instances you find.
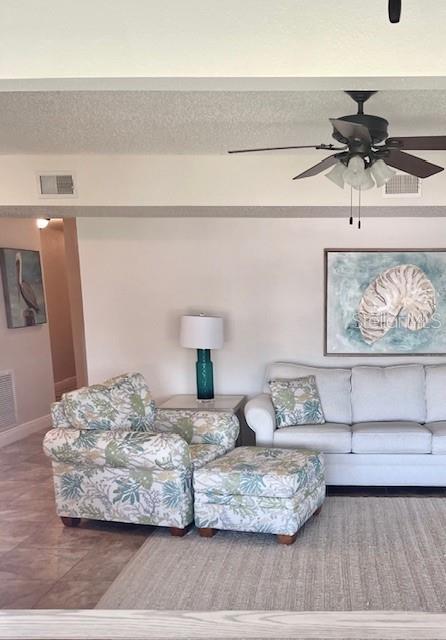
[1,154,446,207]
[0,219,54,426]
[78,216,446,400]
[1,1,445,81]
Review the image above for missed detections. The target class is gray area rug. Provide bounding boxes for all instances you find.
[97,496,446,611]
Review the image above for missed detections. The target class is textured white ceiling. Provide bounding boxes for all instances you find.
[1,90,446,154]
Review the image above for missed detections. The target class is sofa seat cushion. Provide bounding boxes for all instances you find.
[273,423,351,453]
[351,365,426,423]
[426,422,446,454]
[189,444,226,469]
[352,422,432,454]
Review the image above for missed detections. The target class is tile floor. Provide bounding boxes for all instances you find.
[0,431,150,608]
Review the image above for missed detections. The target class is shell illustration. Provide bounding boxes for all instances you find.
[357,264,436,344]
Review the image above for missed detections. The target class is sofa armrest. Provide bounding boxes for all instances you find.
[244,393,277,446]
[155,409,240,452]
[43,428,191,471]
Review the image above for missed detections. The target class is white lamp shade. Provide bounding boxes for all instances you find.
[359,167,375,190]
[343,155,365,188]
[325,161,345,189]
[180,315,224,349]
[370,159,396,187]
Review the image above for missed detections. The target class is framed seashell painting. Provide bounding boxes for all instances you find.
[325,249,446,355]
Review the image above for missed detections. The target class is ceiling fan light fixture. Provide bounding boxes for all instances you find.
[370,159,396,187]
[343,155,366,188]
[325,161,346,189]
[359,167,375,191]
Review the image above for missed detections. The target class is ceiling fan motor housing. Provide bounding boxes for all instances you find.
[332,114,389,148]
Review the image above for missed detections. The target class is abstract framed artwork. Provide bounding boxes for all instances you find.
[325,249,446,356]
[0,248,47,328]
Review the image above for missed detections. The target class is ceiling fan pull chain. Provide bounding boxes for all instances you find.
[389,0,402,23]
[349,186,353,225]
[358,188,362,229]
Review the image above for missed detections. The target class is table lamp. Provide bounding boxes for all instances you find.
[180,314,224,400]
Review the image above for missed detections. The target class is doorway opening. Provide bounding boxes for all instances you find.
[40,218,87,399]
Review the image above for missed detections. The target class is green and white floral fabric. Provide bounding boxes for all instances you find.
[269,376,325,428]
[44,428,190,471]
[154,409,239,451]
[59,372,157,431]
[189,444,227,470]
[50,401,72,429]
[43,426,193,527]
[194,447,325,536]
[51,462,193,528]
[44,373,239,529]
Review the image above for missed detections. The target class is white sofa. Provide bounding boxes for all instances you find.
[245,362,446,486]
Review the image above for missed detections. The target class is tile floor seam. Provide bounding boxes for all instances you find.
[31,546,95,608]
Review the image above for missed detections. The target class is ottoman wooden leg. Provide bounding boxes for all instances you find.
[314,505,323,516]
[61,516,81,528]
[170,527,188,537]
[199,527,217,538]
[277,532,297,545]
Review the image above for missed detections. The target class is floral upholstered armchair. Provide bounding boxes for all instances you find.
[43,373,239,536]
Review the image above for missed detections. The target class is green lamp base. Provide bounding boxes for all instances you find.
[196,349,214,400]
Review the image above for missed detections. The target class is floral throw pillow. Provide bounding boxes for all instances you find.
[269,375,325,428]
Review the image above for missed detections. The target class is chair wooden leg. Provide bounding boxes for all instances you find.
[170,527,188,537]
[61,516,81,528]
[198,527,217,538]
[277,532,297,545]
[314,505,323,516]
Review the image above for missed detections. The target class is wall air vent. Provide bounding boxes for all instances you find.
[38,172,76,198]
[384,173,421,197]
[0,370,17,432]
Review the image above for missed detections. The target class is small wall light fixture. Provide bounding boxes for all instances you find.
[36,218,51,229]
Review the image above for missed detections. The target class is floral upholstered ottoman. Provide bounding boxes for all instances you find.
[193,446,325,544]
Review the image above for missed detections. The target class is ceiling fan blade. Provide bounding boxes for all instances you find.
[386,136,446,150]
[292,154,339,180]
[330,118,371,144]
[385,149,444,178]
[228,144,343,154]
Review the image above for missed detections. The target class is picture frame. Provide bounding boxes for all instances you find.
[324,248,446,356]
[0,247,47,328]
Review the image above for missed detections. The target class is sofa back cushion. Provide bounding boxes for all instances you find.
[61,372,157,431]
[264,362,352,424]
[351,364,426,423]
[425,365,446,422]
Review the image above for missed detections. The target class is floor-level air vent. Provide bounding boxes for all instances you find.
[0,370,17,432]
[384,173,420,196]
[38,173,76,197]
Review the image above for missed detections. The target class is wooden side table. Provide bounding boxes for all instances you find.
[159,394,253,446]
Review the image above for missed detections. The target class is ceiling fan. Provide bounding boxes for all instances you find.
[228,91,446,190]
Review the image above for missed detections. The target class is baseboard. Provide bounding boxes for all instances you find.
[55,376,77,400]
[0,414,51,448]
